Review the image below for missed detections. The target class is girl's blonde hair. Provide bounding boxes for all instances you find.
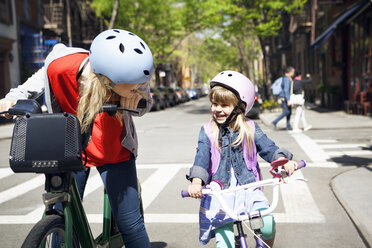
[209,86,255,157]
[77,65,149,133]
[77,67,116,133]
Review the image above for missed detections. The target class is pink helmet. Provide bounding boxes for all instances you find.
[210,71,256,115]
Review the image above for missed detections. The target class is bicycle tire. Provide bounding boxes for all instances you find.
[21,215,80,248]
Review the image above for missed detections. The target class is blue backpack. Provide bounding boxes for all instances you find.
[271,77,284,96]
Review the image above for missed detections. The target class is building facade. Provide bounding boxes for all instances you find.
[265,0,371,115]
[0,0,103,98]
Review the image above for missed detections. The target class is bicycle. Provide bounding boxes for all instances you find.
[3,98,146,248]
[181,159,307,248]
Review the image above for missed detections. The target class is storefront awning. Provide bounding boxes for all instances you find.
[311,0,370,50]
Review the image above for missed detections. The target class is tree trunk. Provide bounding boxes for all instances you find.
[109,0,119,29]
[66,0,72,46]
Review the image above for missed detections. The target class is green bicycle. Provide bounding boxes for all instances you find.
[3,99,146,248]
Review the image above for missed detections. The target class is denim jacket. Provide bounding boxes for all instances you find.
[187,122,293,187]
[279,76,292,100]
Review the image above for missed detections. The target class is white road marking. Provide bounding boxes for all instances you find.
[314,139,337,143]
[137,163,191,169]
[0,168,13,180]
[327,150,372,157]
[320,143,368,149]
[141,166,181,210]
[290,132,337,166]
[0,163,325,224]
[275,170,325,223]
[86,172,324,224]
[0,175,44,204]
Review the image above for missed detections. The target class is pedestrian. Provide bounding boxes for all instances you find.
[291,72,312,133]
[271,66,295,130]
[0,29,153,248]
[186,71,298,247]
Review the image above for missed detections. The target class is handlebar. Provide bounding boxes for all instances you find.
[181,159,307,221]
[101,98,147,115]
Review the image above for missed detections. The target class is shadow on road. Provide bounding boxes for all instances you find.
[331,155,372,167]
[151,241,167,248]
[186,108,210,115]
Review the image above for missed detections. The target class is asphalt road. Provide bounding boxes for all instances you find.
[0,96,370,247]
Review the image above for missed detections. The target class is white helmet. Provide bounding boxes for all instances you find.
[89,29,154,84]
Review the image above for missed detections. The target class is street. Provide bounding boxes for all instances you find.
[0,97,371,247]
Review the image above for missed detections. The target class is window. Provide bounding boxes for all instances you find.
[0,0,12,24]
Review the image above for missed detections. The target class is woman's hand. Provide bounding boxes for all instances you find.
[188,178,203,199]
[119,92,142,111]
[0,99,16,118]
[283,160,298,176]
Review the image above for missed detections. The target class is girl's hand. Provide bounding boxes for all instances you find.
[0,99,16,118]
[119,92,142,111]
[188,178,203,199]
[283,160,298,176]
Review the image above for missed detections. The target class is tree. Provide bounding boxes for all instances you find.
[88,0,307,85]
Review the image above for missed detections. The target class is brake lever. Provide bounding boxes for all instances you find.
[101,98,147,116]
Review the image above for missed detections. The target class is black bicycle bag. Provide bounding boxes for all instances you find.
[9,112,84,173]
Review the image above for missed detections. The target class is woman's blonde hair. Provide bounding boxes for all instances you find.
[209,86,255,157]
[77,67,115,133]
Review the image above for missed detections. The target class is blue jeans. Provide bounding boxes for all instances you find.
[96,158,150,248]
[272,99,292,129]
[55,157,149,248]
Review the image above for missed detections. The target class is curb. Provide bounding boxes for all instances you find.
[330,168,372,248]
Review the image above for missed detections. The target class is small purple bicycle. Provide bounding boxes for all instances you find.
[181,159,307,248]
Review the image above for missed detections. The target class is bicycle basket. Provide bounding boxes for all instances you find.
[9,113,84,173]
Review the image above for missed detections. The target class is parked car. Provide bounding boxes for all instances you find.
[150,87,166,111]
[187,89,198,99]
[166,87,180,105]
[158,86,178,107]
[175,87,190,103]
[245,96,260,119]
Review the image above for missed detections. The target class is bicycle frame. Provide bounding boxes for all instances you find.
[201,178,281,222]
[181,159,307,248]
[42,172,123,248]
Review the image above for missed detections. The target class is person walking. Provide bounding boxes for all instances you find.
[292,72,312,132]
[271,66,295,130]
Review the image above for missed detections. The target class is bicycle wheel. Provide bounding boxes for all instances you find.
[21,215,80,248]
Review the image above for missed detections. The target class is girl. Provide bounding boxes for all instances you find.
[187,71,297,247]
[0,29,153,248]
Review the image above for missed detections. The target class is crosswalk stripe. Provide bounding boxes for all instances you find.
[327,150,372,156]
[0,168,13,180]
[290,132,337,166]
[279,170,325,223]
[320,143,367,149]
[314,139,337,143]
[0,175,44,204]
[141,167,181,210]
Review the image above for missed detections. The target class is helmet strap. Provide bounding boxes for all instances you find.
[216,104,241,145]
[96,74,115,90]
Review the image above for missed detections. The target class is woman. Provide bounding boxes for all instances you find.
[0,29,154,248]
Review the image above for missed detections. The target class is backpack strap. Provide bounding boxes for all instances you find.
[203,120,259,182]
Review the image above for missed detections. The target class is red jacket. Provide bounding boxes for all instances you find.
[48,53,131,167]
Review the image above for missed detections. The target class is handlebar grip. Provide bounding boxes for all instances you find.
[181,190,190,198]
[297,160,306,170]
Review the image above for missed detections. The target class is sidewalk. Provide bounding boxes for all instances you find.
[260,105,372,247]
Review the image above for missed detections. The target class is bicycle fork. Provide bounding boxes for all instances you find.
[235,221,248,248]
